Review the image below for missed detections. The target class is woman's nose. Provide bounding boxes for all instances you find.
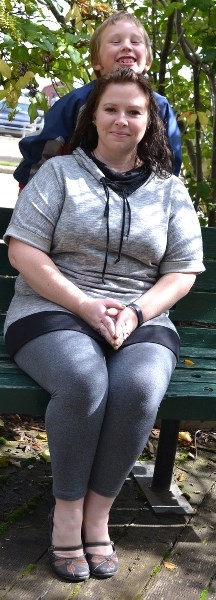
[114,114,128,125]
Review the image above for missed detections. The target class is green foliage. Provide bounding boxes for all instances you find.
[199,588,209,600]
[21,563,36,577]
[0,0,215,224]
[0,437,7,445]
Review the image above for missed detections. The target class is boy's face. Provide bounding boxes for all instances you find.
[93,21,150,76]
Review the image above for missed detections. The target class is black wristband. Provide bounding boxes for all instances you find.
[127,303,144,327]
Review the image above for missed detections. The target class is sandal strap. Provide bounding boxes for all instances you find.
[50,543,83,552]
[84,541,113,548]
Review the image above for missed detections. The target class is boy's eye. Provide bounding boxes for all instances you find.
[109,38,143,45]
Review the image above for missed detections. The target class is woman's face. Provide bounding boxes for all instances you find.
[93,82,149,155]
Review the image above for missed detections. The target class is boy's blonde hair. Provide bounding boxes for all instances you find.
[90,11,153,78]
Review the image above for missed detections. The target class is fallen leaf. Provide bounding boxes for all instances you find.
[177,473,185,482]
[40,450,51,462]
[0,418,4,427]
[183,359,195,365]
[36,433,48,441]
[178,431,192,445]
[164,561,177,570]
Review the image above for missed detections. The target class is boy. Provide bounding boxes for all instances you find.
[14,11,182,188]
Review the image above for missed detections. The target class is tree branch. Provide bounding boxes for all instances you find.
[44,0,66,27]
[158,6,175,95]
[176,9,209,75]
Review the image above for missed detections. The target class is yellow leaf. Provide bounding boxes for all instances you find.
[65,8,74,22]
[36,433,48,441]
[187,113,197,125]
[86,21,94,35]
[197,111,209,127]
[183,359,195,366]
[0,418,4,427]
[164,561,177,570]
[15,72,34,90]
[178,431,192,444]
[0,59,11,79]
[0,90,6,100]
[177,473,185,482]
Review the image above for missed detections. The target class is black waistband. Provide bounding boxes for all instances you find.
[5,311,180,360]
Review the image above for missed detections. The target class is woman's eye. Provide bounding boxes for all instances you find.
[129,110,140,116]
[105,107,116,113]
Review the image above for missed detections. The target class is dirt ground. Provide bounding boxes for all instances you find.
[0,414,216,523]
[0,415,216,600]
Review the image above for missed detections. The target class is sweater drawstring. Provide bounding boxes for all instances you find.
[101,180,110,284]
[100,178,131,283]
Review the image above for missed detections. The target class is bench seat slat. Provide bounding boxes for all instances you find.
[176,326,216,347]
[178,346,216,358]
[158,394,216,420]
[171,369,216,382]
[0,373,215,419]
[176,359,216,370]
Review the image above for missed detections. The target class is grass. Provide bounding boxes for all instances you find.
[0,160,18,167]
[0,495,41,534]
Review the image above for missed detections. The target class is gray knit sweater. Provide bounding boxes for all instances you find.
[4,148,205,334]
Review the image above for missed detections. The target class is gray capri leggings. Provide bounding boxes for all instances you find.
[15,330,176,500]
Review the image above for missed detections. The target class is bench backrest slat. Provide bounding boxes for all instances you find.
[1,207,216,324]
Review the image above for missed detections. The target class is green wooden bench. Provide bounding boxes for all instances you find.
[1,206,216,514]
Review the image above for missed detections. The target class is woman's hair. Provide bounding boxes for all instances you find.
[90,11,153,77]
[71,68,173,178]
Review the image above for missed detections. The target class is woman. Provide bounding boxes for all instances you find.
[4,68,204,582]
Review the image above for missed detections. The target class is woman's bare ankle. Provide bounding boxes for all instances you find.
[82,490,116,555]
[51,498,84,557]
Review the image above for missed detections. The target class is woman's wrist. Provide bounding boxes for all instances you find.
[126,303,144,327]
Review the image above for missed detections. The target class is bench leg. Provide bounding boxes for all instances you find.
[132,419,195,514]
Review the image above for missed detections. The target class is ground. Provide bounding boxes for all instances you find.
[0,415,215,522]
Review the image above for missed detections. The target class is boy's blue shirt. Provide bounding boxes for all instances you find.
[14,80,182,185]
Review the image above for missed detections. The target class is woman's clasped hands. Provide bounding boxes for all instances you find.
[78,297,139,350]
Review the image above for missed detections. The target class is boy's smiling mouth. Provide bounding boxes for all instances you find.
[117,57,136,65]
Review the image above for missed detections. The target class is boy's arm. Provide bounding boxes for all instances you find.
[14,81,95,188]
[154,92,182,176]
